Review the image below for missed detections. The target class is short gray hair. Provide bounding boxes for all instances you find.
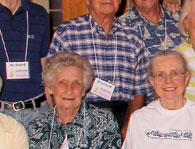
[179,0,195,36]
[42,51,94,92]
[148,50,189,77]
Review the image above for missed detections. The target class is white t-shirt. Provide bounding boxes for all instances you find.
[122,99,195,149]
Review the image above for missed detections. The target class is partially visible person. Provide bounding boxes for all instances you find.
[0,112,29,149]
[174,0,195,100]
[48,0,152,131]
[0,75,29,149]
[28,51,122,148]
[120,0,184,58]
[120,0,184,139]
[0,0,50,127]
[122,50,195,149]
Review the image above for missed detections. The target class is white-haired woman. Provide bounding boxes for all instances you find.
[122,50,195,149]
[28,51,121,148]
[174,0,195,99]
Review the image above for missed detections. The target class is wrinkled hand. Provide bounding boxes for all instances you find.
[163,3,181,14]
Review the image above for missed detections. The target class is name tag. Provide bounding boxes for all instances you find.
[6,62,30,79]
[91,78,115,101]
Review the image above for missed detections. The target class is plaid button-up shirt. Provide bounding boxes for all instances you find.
[48,14,153,102]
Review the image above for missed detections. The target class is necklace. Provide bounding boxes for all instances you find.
[186,37,195,49]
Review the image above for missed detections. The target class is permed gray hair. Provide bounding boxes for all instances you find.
[42,51,94,92]
[148,50,190,77]
[179,0,195,36]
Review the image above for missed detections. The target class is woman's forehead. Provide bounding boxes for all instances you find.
[153,55,183,70]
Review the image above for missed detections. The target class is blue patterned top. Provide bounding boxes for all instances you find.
[48,14,153,102]
[120,6,184,103]
[120,6,184,58]
[28,101,122,149]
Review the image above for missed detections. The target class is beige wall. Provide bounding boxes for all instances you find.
[30,0,49,12]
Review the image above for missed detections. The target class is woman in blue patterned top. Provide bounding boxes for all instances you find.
[27,51,122,149]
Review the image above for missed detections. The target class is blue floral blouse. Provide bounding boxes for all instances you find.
[27,101,122,149]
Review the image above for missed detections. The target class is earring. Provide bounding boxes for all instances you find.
[186,31,190,44]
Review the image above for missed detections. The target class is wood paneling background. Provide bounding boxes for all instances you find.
[31,0,180,36]
[61,0,180,21]
[62,0,88,21]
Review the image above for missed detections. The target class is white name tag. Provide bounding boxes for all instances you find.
[6,62,30,79]
[91,78,115,101]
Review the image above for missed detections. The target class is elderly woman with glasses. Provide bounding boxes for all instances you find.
[27,51,121,148]
[122,50,195,149]
[174,0,195,99]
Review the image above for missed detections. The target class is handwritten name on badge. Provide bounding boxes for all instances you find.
[91,78,115,101]
[6,62,30,79]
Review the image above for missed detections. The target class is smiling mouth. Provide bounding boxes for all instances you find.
[163,87,176,91]
[101,2,112,5]
[62,98,75,100]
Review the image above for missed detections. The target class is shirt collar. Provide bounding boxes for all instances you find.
[0,0,28,12]
[0,0,31,14]
[132,5,166,26]
[161,6,176,21]
[88,14,119,36]
[54,101,86,127]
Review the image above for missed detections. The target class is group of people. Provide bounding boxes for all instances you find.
[0,0,195,148]
[122,0,195,148]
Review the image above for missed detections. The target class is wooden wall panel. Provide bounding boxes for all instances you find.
[61,0,179,22]
[62,0,88,21]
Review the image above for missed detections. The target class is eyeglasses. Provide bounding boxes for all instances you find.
[153,71,186,81]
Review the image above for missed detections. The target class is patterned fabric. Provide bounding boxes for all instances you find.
[28,101,122,149]
[120,6,184,103]
[48,14,153,102]
[174,42,195,100]
[120,6,184,58]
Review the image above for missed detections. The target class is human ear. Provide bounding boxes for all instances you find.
[184,72,191,86]
[82,89,86,98]
[46,86,53,95]
[148,76,155,87]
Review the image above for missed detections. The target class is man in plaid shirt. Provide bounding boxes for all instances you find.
[48,0,153,134]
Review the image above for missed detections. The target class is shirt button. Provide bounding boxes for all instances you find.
[99,28,103,31]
